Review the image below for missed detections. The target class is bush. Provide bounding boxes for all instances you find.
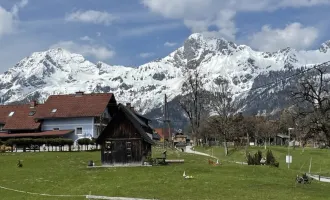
[254,150,262,165]
[266,150,279,168]
[77,138,92,146]
[247,150,263,165]
[247,153,254,165]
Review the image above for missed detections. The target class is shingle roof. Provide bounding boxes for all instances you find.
[0,130,74,138]
[34,93,115,119]
[119,104,155,144]
[154,128,173,139]
[0,104,41,130]
[97,103,155,145]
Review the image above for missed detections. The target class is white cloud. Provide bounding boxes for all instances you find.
[50,41,115,60]
[0,0,28,38]
[139,52,155,58]
[65,10,116,26]
[164,42,177,47]
[80,36,93,41]
[11,0,28,16]
[141,0,330,41]
[248,23,319,52]
[119,22,181,37]
[96,32,101,37]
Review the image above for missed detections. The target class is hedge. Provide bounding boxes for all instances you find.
[4,138,74,147]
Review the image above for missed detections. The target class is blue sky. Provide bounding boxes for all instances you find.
[0,0,330,73]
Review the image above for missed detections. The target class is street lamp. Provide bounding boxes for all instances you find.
[287,128,294,169]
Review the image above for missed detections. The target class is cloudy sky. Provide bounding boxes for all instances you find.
[0,0,330,72]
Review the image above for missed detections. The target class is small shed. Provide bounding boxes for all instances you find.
[275,134,290,146]
[96,103,155,166]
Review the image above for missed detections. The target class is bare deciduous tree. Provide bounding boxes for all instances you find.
[208,79,235,156]
[292,66,330,146]
[179,68,208,145]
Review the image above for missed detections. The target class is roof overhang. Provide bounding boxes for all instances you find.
[0,130,74,138]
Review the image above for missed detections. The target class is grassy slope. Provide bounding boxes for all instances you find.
[0,147,329,200]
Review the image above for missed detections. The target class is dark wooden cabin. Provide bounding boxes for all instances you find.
[96,103,155,166]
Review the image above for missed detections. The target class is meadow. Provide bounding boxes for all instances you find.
[0,146,330,200]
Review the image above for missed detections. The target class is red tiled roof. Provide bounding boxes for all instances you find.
[34,93,115,119]
[0,130,74,138]
[0,104,41,130]
[154,128,173,139]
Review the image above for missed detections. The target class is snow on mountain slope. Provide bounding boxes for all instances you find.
[1,33,330,116]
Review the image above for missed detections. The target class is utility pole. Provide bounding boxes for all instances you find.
[163,94,171,149]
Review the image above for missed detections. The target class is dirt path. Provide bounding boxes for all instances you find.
[185,146,218,159]
[184,146,248,165]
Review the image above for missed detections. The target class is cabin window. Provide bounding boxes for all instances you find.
[105,141,112,151]
[51,109,57,113]
[8,111,14,117]
[28,111,36,116]
[76,127,83,135]
[53,128,59,130]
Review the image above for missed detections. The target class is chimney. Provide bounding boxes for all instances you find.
[130,106,135,112]
[126,103,131,107]
[75,91,84,97]
[30,100,37,108]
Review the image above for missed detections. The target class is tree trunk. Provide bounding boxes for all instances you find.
[224,137,228,156]
[245,132,249,155]
[264,138,267,149]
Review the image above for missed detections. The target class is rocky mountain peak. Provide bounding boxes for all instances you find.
[183,33,238,63]
[1,33,330,124]
[319,40,330,53]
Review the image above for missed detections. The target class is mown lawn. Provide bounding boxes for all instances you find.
[196,145,330,175]
[0,147,330,200]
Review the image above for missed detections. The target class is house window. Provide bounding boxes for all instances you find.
[28,111,36,116]
[76,127,82,135]
[0,124,3,131]
[53,128,59,130]
[51,109,57,113]
[8,111,14,117]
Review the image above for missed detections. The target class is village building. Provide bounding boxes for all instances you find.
[0,92,117,144]
[96,103,156,166]
[154,127,174,142]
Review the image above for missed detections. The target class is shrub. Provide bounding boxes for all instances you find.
[254,150,262,165]
[246,150,263,165]
[265,149,279,167]
[247,153,254,165]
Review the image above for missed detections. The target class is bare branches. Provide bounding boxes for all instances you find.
[209,79,235,117]
[291,66,330,144]
[179,67,208,142]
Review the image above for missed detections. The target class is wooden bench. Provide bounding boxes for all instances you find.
[166,159,184,163]
[154,151,167,165]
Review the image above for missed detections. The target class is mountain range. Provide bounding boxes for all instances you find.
[1,33,330,128]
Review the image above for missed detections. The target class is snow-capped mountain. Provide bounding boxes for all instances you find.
[1,33,330,127]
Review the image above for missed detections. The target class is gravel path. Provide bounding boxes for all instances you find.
[184,146,248,165]
[185,146,218,159]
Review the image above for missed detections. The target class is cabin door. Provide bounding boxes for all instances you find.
[103,140,114,164]
[108,140,133,164]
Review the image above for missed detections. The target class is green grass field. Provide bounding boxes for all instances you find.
[0,146,330,200]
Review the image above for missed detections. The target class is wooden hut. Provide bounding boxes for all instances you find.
[96,103,155,166]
